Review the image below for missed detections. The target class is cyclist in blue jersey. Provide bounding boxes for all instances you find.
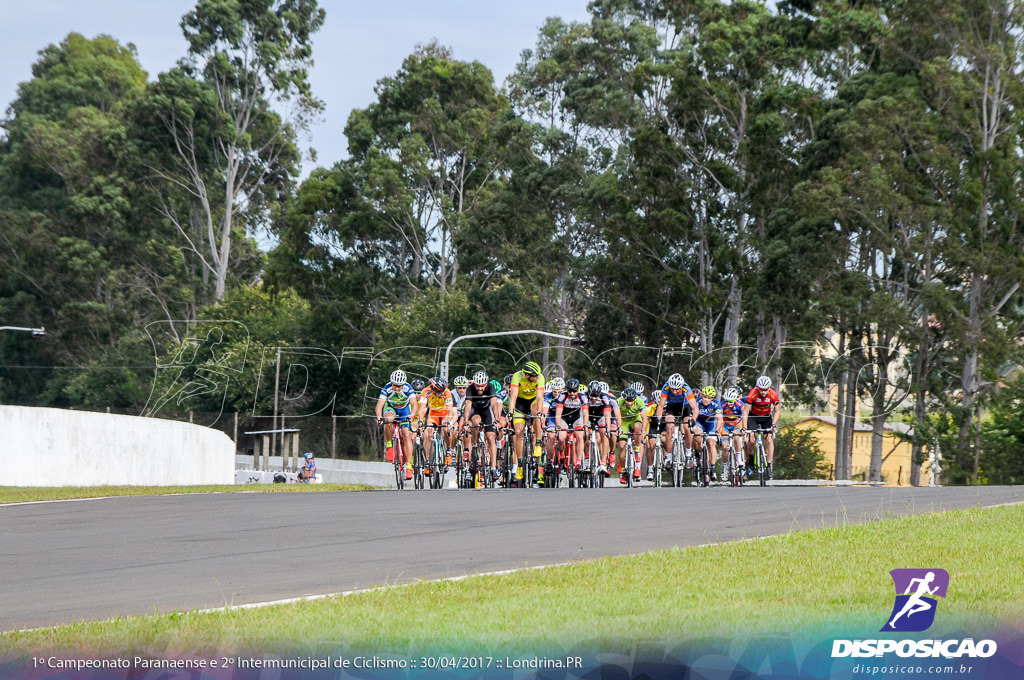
[297,451,318,483]
[653,373,699,468]
[720,385,746,481]
[375,369,419,479]
[544,377,565,465]
[692,386,724,485]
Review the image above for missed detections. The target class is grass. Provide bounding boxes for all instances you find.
[2,504,1021,659]
[0,483,371,505]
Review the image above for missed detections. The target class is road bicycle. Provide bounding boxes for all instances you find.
[471,424,497,489]
[665,419,689,487]
[621,433,640,488]
[721,430,745,487]
[691,423,716,487]
[584,426,603,488]
[749,427,774,487]
[648,433,663,488]
[514,414,543,488]
[381,417,412,490]
[424,422,449,489]
[412,430,426,489]
[547,426,581,488]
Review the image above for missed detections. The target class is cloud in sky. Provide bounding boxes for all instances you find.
[1,0,592,174]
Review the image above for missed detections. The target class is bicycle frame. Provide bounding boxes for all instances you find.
[643,434,661,487]
[721,432,745,487]
[750,428,772,487]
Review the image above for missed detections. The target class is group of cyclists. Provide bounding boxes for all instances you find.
[374,361,782,487]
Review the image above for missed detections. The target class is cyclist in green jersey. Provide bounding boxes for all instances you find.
[616,387,647,483]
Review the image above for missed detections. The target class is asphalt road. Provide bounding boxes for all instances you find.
[2,485,1021,631]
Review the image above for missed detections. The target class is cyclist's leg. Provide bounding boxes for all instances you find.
[383,408,397,452]
[512,411,526,462]
[531,400,544,455]
[598,417,610,466]
[662,413,674,458]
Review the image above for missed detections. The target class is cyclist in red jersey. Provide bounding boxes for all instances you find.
[740,375,782,479]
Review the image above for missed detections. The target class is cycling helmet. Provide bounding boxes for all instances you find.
[565,378,581,392]
[429,377,447,392]
[579,383,588,395]
[622,387,638,401]
[390,369,407,385]
[756,375,772,390]
[701,385,717,398]
[411,379,425,392]
[600,381,610,393]
[504,373,513,386]
[667,373,685,389]
[473,370,489,386]
[588,380,603,395]
[303,451,314,459]
[629,381,645,395]
[453,375,470,388]
[522,361,542,376]
[549,377,565,392]
[723,386,742,402]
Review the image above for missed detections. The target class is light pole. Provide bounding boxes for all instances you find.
[0,326,46,337]
[441,330,585,383]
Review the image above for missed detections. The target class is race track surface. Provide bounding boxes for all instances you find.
[2,485,1021,631]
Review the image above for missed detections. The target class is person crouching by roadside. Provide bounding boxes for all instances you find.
[297,451,318,483]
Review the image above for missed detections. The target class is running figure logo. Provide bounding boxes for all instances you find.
[881,569,949,632]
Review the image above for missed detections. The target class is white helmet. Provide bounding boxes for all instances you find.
[629,381,645,395]
[390,369,407,385]
[549,377,565,392]
[723,386,742,402]
[667,373,685,389]
[756,375,772,390]
[473,370,489,386]
[599,381,609,393]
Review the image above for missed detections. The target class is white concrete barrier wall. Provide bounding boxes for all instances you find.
[0,405,235,486]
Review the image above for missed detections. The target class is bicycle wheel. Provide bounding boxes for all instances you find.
[672,437,684,487]
[757,439,767,487]
[652,441,662,488]
[624,440,635,488]
[431,440,443,489]
[393,439,405,490]
[412,441,424,489]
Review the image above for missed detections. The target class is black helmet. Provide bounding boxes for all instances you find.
[411,379,425,391]
[429,377,447,392]
[565,378,580,392]
[588,380,602,395]
[504,373,513,386]
[622,387,638,401]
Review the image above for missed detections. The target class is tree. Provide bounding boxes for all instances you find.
[0,34,168,405]
[148,0,324,302]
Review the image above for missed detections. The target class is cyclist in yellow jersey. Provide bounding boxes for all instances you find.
[644,398,660,480]
[508,361,546,474]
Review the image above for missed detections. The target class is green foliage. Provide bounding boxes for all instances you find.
[3,0,1024,480]
[774,426,830,480]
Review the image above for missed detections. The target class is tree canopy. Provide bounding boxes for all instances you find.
[2,0,1024,482]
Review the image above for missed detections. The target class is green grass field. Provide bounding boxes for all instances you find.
[1,503,1020,659]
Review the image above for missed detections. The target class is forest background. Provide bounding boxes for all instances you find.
[2,0,1023,486]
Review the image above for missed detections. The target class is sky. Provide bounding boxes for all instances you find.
[1,0,594,174]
